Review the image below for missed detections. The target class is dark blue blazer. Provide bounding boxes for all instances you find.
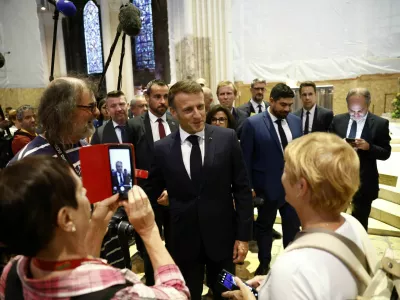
[145,124,253,263]
[240,111,302,206]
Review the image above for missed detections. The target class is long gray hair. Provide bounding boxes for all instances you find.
[38,78,89,145]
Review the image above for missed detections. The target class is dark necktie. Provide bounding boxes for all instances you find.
[348,120,357,139]
[157,118,166,139]
[119,173,124,186]
[258,104,262,113]
[187,135,202,191]
[304,111,310,135]
[116,125,126,143]
[275,119,288,150]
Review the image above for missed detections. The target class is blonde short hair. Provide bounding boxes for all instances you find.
[284,133,360,214]
[216,81,237,96]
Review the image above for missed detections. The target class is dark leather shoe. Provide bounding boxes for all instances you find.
[255,265,270,276]
[273,229,282,239]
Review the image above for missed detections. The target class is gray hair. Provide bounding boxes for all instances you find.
[251,78,267,88]
[346,88,371,105]
[38,77,90,145]
[16,105,34,121]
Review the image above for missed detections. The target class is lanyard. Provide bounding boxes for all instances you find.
[51,143,81,177]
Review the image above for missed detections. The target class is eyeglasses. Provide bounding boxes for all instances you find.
[77,102,97,113]
[211,117,228,124]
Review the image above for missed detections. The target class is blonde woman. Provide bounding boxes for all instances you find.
[223,132,377,300]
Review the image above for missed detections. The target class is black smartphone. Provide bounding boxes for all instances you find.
[345,138,356,143]
[109,145,134,199]
[218,269,258,298]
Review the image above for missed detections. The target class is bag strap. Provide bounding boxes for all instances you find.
[4,260,24,300]
[298,228,370,274]
[285,230,372,290]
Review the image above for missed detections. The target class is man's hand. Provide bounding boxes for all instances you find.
[157,190,169,206]
[122,186,156,237]
[90,193,120,229]
[233,240,249,264]
[222,276,256,300]
[251,189,256,198]
[354,138,370,150]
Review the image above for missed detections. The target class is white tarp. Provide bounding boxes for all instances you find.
[232,0,400,82]
[0,0,45,88]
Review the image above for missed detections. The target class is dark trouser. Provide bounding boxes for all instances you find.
[136,204,170,286]
[178,246,234,300]
[255,201,300,267]
[352,191,375,231]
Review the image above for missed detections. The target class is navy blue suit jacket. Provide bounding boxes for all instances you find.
[146,124,253,263]
[240,111,302,206]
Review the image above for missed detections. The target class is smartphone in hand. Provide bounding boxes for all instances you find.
[218,269,258,298]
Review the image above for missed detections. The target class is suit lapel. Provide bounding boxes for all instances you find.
[249,101,255,114]
[361,113,374,141]
[263,112,282,153]
[202,125,215,191]
[170,130,194,192]
[166,114,178,132]
[104,121,119,143]
[143,113,154,151]
[311,105,318,132]
[338,114,351,138]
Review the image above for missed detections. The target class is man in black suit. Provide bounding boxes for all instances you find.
[293,81,334,134]
[111,161,131,187]
[330,88,391,230]
[216,80,247,138]
[129,80,178,285]
[91,90,132,144]
[147,80,253,300]
[238,78,270,117]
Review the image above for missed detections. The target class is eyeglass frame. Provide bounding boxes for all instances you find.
[77,102,97,113]
[211,117,228,124]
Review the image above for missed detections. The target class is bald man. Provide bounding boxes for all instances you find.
[202,87,214,113]
[196,78,208,87]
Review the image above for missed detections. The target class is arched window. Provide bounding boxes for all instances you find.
[133,0,155,70]
[83,0,103,74]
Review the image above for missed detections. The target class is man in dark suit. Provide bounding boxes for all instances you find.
[330,88,391,230]
[240,83,302,275]
[216,80,247,138]
[129,80,178,286]
[91,90,132,145]
[293,81,334,134]
[111,161,131,187]
[147,80,253,300]
[238,78,270,117]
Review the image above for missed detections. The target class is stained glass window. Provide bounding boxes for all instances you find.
[83,1,103,74]
[133,0,155,70]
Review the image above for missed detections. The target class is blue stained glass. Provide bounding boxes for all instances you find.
[133,0,155,70]
[83,1,103,74]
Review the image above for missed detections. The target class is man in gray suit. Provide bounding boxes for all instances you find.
[293,81,333,134]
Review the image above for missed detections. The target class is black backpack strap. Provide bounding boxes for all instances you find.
[72,282,133,300]
[4,260,24,300]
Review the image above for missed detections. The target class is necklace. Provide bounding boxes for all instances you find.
[31,256,105,271]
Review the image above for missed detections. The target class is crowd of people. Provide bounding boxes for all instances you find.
[0,76,393,299]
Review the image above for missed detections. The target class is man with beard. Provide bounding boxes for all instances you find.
[91,90,131,144]
[129,79,178,285]
[8,77,127,269]
[240,83,302,275]
[238,78,270,117]
[330,88,391,230]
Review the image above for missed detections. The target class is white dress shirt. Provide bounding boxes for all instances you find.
[268,107,293,152]
[112,120,124,143]
[148,111,171,142]
[179,127,205,179]
[250,99,266,113]
[302,104,316,133]
[346,113,368,138]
